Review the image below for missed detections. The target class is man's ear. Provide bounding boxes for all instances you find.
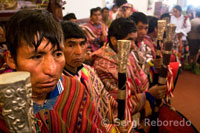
[6,51,16,70]
[110,36,117,46]
[110,36,118,51]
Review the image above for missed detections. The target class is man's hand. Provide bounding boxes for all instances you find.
[148,84,166,99]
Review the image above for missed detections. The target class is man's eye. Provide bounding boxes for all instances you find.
[80,42,86,46]
[55,52,63,57]
[31,55,42,59]
[68,44,73,47]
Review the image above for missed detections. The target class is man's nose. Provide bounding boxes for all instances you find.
[74,45,82,55]
[43,56,57,77]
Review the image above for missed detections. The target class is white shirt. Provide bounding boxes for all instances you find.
[170,14,191,40]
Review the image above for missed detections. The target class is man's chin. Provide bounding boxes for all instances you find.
[33,85,57,96]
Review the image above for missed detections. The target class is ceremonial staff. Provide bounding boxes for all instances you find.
[0,72,34,132]
[158,24,176,86]
[156,20,167,59]
[150,24,176,133]
[117,40,131,120]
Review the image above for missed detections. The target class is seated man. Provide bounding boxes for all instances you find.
[61,21,134,131]
[81,7,107,52]
[0,9,107,132]
[129,12,154,72]
[91,18,166,129]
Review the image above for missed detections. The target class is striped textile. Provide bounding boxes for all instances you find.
[63,64,119,120]
[81,20,107,52]
[34,74,109,132]
[63,64,120,131]
[92,44,149,121]
[143,35,157,59]
[0,75,112,132]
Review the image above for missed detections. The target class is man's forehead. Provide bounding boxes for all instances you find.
[66,38,85,42]
[92,11,101,15]
[137,22,148,27]
[20,39,62,52]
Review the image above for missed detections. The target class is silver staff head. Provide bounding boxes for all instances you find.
[117,40,131,73]
[0,72,34,132]
[165,23,176,43]
[157,20,167,41]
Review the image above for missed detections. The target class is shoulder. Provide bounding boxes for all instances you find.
[61,74,85,93]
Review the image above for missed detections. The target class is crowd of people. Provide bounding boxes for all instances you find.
[0,1,200,133]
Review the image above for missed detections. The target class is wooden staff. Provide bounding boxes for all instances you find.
[117,40,131,120]
[0,72,34,132]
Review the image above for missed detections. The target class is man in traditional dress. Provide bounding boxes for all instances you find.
[81,7,107,52]
[91,18,166,130]
[0,9,110,132]
[129,12,154,72]
[61,21,136,132]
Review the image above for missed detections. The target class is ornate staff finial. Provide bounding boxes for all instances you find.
[117,40,131,73]
[0,72,34,132]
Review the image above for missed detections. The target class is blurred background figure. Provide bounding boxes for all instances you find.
[81,7,107,52]
[63,13,77,23]
[0,23,12,74]
[188,10,200,75]
[109,4,118,20]
[170,5,191,68]
[101,7,112,27]
[186,5,196,20]
[116,3,136,18]
[160,12,171,24]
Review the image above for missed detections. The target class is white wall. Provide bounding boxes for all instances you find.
[62,0,161,19]
[63,0,106,19]
[128,0,148,15]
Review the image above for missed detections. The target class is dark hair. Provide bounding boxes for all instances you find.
[160,13,170,20]
[112,4,118,9]
[101,7,109,13]
[61,21,87,42]
[63,13,77,21]
[115,0,127,7]
[129,12,148,25]
[173,5,182,12]
[147,16,158,34]
[108,18,137,47]
[90,7,101,16]
[6,9,63,62]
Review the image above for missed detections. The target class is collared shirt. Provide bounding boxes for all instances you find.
[33,77,64,114]
[170,14,191,40]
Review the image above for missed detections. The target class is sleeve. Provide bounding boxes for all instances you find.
[184,18,191,34]
[92,58,118,95]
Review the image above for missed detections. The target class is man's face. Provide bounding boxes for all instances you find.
[122,6,132,18]
[173,8,181,18]
[136,21,148,42]
[123,32,138,50]
[91,10,102,25]
[64,38,86,71]
[102,9,109,19]
[113,32,137,52]
[8,38,65,97]
[69,18,78,23]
